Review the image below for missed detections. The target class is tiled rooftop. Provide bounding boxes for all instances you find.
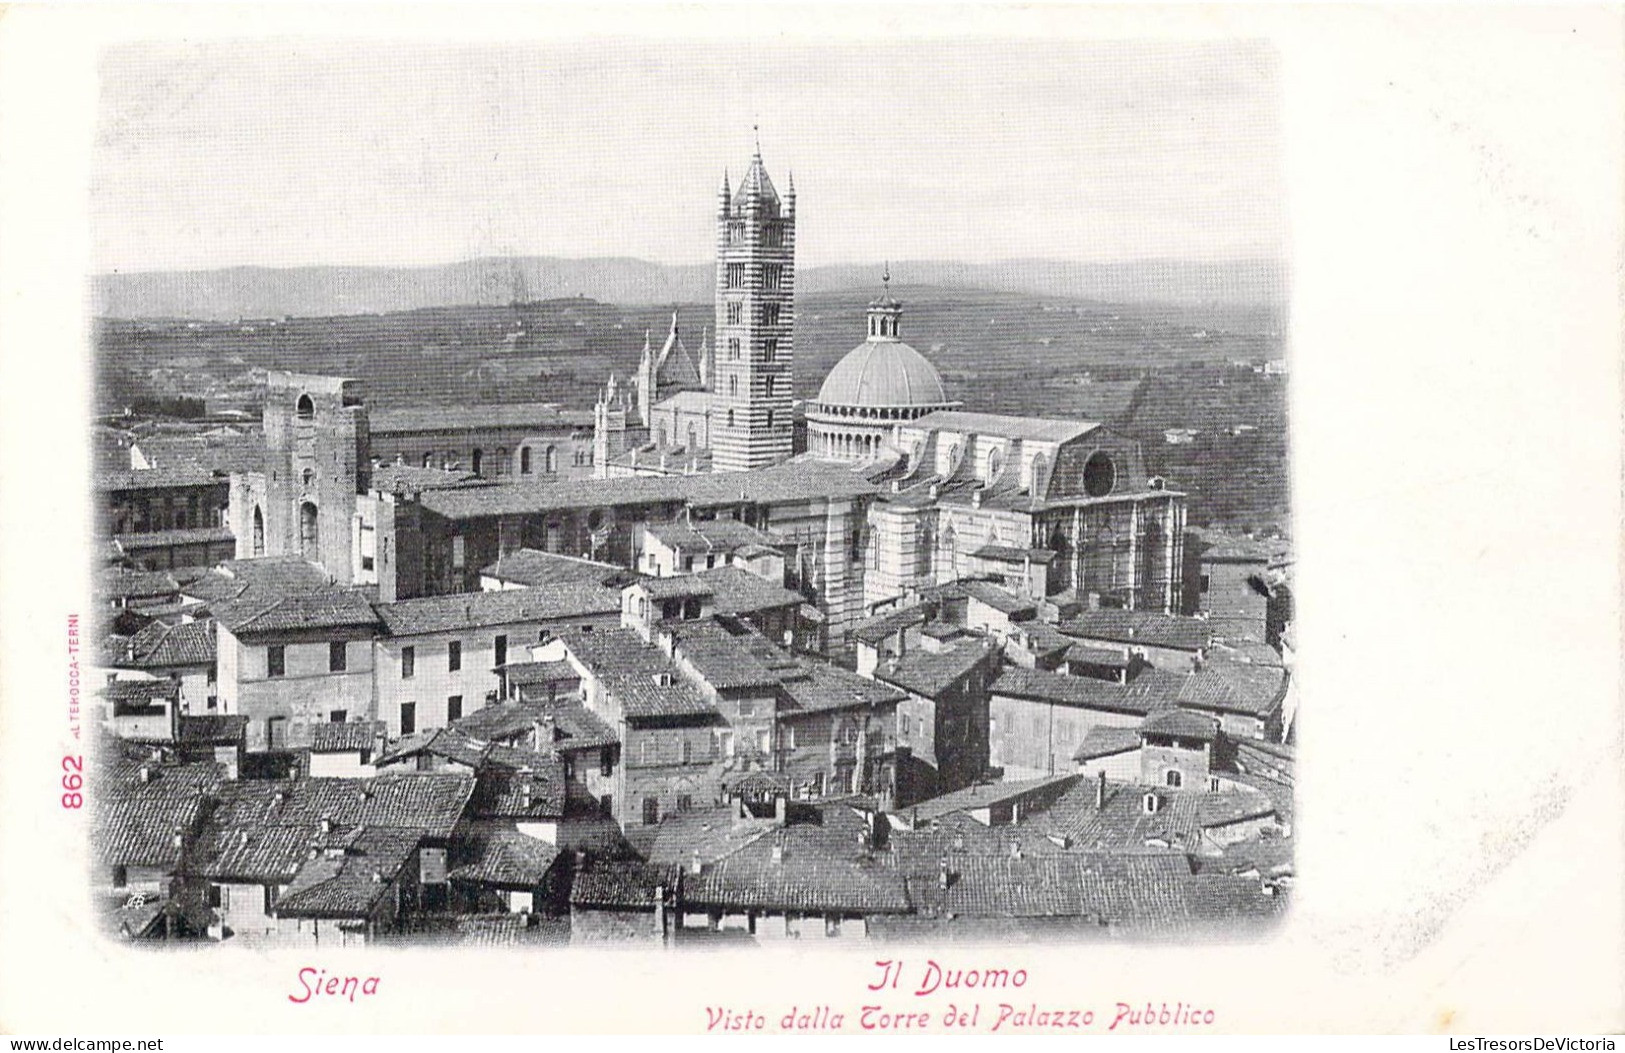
[849,603,932,645]
[310,721,384,754]
[188,773,475,882]
[907,774,1080,822]
[447,823,562,888]
[684,806,912,915]
[370,403,597,434]
[957,579,1037,616]
[645,805,778,867]
[274,826,423,919]
[1073,725,1144,761]
[691,565,801,615]
[91,758,223,870]
[874,639,992,699]
[98,567,181,601]
[115,618,216,668]
[1059,610,1212,652]
[479,549,634,589]
[418,460,876,520]
[95,466,225,492]
[645,517,779,552]
[557,628,717,720]
[992,666,1171,716]
[212,588,381,636]
[1141,709,1220,741]
[112,526,236,550]
[569,861,675,909]
[374,584,620,636]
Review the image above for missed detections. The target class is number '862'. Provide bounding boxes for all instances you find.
[62,755,83,809]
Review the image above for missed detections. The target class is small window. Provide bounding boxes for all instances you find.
[447,640,461,672]
[521,447,532,474]
[452,536,466,570]
[600,748,613,777]
[680,738,692,764]
[763,264,782,290]
[678,794,693,812]
[727,301,742,325]
[763,338,777,362]
[1166,769,1183,789]
[329,710,346,723]
[329,641,347,673]
[267,645,285,679]
[729,375,738,397]
[642,797,660,826]
[1200,574,1211,593]
[296,394,315,420]
[763,303,781,326]
[207,885,222,909]
[494,635,508,668]
[728,337,741,360]
[738,697,755,717]
[784,726,796,750]
[400,702,416,735]
[726,263,745,289]
[401,646,416,679]
[447,696,462,723]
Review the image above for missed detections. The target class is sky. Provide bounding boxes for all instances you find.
[91,38,1286,274]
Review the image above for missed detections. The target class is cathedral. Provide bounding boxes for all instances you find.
[230,140,1185,652]
[593,142,1186,616]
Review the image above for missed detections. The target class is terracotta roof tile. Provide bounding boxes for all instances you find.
[992,667,1170,716]
[374,585,619,636]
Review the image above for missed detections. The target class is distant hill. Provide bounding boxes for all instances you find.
[92,256,1287,320]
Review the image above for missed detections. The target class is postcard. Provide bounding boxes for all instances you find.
[0,3,1619,1038]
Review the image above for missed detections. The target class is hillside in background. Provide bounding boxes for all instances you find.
[94,284,1289,534]
[92,256,1288,320]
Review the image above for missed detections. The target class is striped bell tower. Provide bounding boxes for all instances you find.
[711,135,795,472]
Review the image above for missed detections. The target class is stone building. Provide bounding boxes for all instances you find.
[229,372,369,582]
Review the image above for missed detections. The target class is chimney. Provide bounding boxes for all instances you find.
[372,870,383,884]
[689,850,703,876]
[774,796,787,826]
[138,766,152,784]
[1096,770,1107,811]
[320,816,334,834]
[771,839,785,864]
[1008,840,1023,861]
[733,796,746,821]
[937,855,950,890]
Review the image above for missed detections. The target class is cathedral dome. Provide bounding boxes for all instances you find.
[816,337,948,409]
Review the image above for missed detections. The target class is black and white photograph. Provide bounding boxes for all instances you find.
[83,37,1295,949]
[0,3,1619,1040]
